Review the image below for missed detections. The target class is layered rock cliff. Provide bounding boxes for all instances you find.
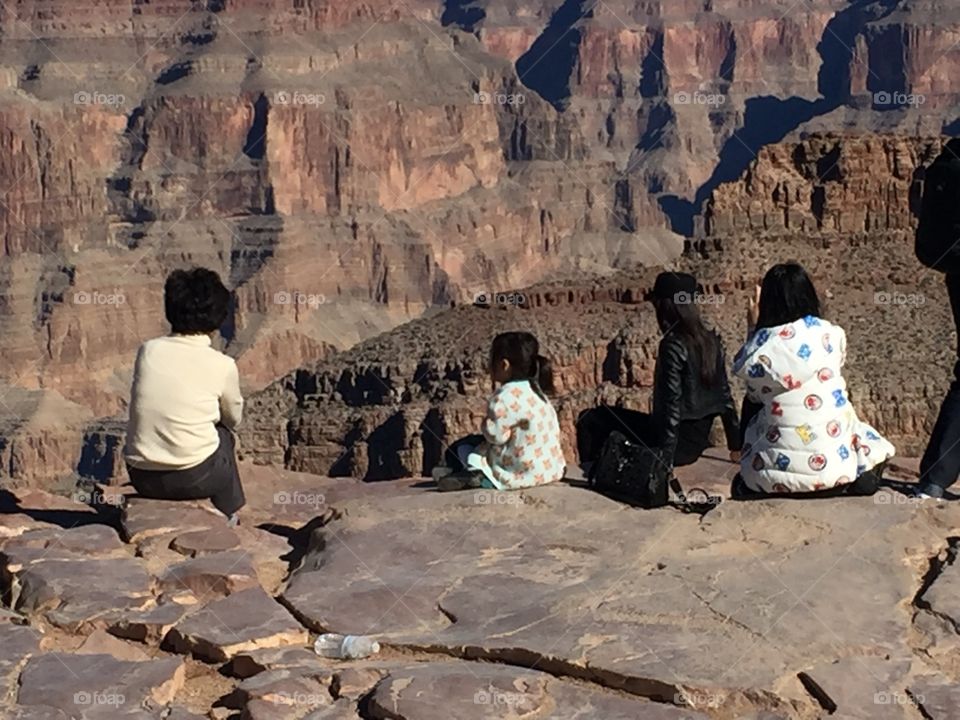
[0,0,958,486]
[236,133,953,479]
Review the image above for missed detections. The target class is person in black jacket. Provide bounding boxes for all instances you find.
[915,139,960,499]
[577,272,741,470]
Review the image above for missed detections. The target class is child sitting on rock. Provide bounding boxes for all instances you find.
[438,331,566,491]
[124,268,245,525]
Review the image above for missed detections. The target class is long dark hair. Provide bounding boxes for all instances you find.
[756,262,822,330]
[653,296,722,387]
[490,331,556,399]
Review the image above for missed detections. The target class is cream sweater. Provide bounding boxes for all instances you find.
[124,334,244,471]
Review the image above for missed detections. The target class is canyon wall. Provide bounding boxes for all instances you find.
[237,134,955,479]
[0,0,958,486]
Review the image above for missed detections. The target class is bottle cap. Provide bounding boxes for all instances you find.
[371,641,381,653]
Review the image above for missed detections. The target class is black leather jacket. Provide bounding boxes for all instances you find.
[651,331,740,461]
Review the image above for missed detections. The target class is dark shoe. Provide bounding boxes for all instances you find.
[914,483,946,500]
[730,474,761,501]
[437,470,487,492]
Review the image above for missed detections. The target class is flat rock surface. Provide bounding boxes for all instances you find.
[282,483,960,716]
[4,468,960,719]
[910,675,960,719]
[167,587,308,662]
[122,498,222,545]
[17,653,184,718]
[157,550,259,603]
[367,662,710,720]
[170,527,242,557]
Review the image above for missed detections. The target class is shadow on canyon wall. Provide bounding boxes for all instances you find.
[516,0,596,110]
[654,0,902,235]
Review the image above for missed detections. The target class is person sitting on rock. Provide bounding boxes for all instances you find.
[437,331,566,491]
[731,262,895,499]
[577,272,741,472]
[124,268,245,525]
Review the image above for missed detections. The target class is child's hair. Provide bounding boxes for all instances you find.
[164,267,231,335]
[490,331,556,398]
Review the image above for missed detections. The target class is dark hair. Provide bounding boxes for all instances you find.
[755,262,821,330]
[489,331,556,398]
[652,295,722,387]
[164,268,231,335]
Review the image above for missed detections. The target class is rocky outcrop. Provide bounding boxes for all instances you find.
[2,462,960,719]
[238,133,952,478]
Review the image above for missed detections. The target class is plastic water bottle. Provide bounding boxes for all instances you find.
[313,633,381,659]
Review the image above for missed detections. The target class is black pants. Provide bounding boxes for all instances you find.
[444,434,485,472]
[127,424,245,516]
[732,463,885,501]
[577,407,712,468]
[920,273,960,496]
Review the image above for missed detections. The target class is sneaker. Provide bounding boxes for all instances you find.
[437,470,486,492]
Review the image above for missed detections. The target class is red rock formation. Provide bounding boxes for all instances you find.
[0,0,959,487]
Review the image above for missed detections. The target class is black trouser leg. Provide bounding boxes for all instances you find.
[444,434,485,472]
[208,425,245,516]
[576,407,657,464]
[920,273,960,496]
[127,424,245,517]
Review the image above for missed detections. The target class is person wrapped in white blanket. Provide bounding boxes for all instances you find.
[732,263,895,498]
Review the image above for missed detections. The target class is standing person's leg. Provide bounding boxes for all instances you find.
[919,274,960,497]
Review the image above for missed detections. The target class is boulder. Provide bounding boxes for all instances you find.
[107,603,191,646]
[157,550,259,603]
[170,527,242,557]
[122,498,221,545]
[235,668,334,720]
[167,587,308,662]
[76,629,151,662]
[2,541,154,630]
[226,647,328,680]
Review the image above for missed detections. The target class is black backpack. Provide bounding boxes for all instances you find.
[916,140,960,274]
